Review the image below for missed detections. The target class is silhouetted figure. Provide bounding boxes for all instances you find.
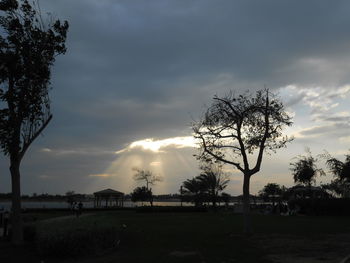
[0,207,3,227]
[72,202,78,216]
[3,211,9,238]
[77,202,83,217]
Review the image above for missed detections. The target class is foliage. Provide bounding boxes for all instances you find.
[197,165,230,207]
[193,89,293,233]
[288,198,350,216]
[322,179,350,198]
[324,152,350,182]
[290,150,324,187]
[193,89,293,172]
[182,165,230,207]
[259,183,285,206]
[0,0,68,243]
[0,0,69,158]
[131,186,153,204]
[322,151,350,197]
[182,177,207,207]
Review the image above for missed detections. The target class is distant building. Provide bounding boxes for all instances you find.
[93,188,124,208]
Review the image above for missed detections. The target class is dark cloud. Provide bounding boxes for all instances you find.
[2,0,350,194]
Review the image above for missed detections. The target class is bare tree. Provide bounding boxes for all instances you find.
[132,167,162,206]
[0,0,68,244]
[193,89,293,234]
[132,167,162,190]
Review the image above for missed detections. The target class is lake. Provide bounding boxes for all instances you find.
[0,200,198,210]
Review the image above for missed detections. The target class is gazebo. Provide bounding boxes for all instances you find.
[93,188,124,208]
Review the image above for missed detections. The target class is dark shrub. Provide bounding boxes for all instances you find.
[288,198,350,215]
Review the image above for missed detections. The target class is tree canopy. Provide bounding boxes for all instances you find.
[193,89,293,234]
[193,89,293,174]
[0,0,68,244]
[290,150,324,187]
[322,151,350,197]
[182,165,229,208]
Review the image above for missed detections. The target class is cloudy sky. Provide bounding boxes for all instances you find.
[1,0,350,195]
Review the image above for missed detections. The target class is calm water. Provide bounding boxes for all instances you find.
[0,200,197,210]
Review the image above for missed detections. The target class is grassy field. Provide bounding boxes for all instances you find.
[2,210,350,263]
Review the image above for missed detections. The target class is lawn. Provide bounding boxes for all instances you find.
[3,210,350,263]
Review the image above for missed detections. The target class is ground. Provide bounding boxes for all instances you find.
[1,211,350,263]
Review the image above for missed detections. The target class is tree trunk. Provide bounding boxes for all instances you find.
[243,173,252,235]
[10,158,23,245]
[212,190,217,208]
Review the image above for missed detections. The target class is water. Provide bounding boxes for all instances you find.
[0,200,198,210]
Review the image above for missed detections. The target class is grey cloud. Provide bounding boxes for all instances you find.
[299,122,350,137]
[2,0,350,194]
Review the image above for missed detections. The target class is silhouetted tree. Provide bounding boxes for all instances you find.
[197,165,230,208]
[322,151,350,197]
[131,186,152,205]
[182,177,206,207]
[132,167,162,190]
[132,168,162,207]
[259,183,283,207]
[290,150,324,187]
[0,0,68,244]
[193,89,293,234]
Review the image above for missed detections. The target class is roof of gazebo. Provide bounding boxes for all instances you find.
[93,188,124,196]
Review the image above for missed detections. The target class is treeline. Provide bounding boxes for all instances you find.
[0,193,90,201]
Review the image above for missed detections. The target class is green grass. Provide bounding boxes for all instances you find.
[55,211,350,263]
[7,211,350,262]
[35,213,120,258]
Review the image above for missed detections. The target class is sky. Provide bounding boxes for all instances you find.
[1,0,350,195]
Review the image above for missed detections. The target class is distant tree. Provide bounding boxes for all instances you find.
[193,89,293,234]
[324,152,350,182]
[181,177,206,207]
[197,165,230,208]
[290,150,324,187]
[131,186,152,205]
[132,168,162,207]
[132,167,162,190]
[259,183,283,207]
[322,151,350,197]
[0,0,68,244]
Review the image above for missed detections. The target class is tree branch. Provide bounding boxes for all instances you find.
[19,114,52,160]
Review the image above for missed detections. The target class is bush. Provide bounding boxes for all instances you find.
[36,216,120,258]
[288,198,350,215]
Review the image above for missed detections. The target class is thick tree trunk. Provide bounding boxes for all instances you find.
[10,158,23,245]
[243,173,252,235]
